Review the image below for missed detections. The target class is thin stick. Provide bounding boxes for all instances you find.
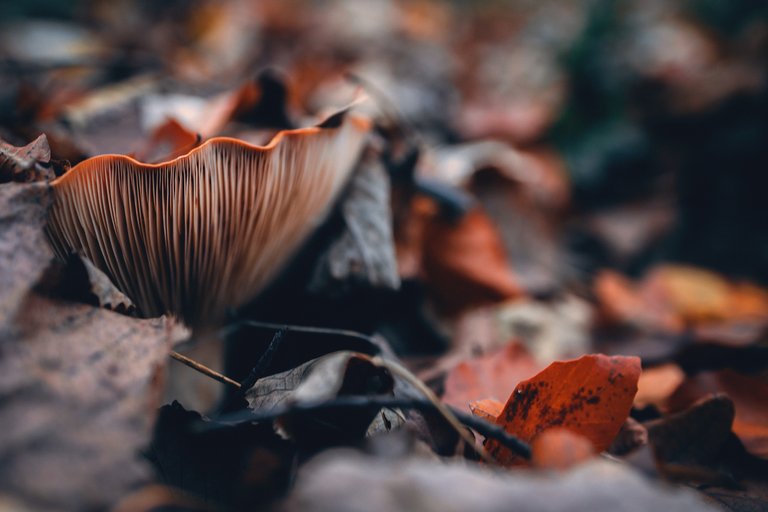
[170,350,241,389]
[376,356,497,464]
[207,395,531,460]
[221,320,379,350]
[240,328,286,391]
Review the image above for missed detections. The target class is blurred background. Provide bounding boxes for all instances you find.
[2,0,767,286]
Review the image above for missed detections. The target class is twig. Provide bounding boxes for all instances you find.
[170,350,241,389]
[220,320,380,353]
[375,357,497,464]
[207,395,531,460]
[239,328,286,391]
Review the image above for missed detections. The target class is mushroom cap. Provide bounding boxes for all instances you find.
[46,111,370,328]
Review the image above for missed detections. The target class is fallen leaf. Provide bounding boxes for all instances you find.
[442,342,540,413]
[646,395,735,470]
[0,293,173,511]
[608,417,648,456]
[530,427,595,470]
[147,402,294,510]
[0,135,54,183]
[635,364,686,410]
[308,148,400,294]
[468,398,504,422]
[668,370,768,459]
[595,266,768,333]
[246,351,395,446]
[421,207,523,314]
[486,354,641,466]
[0,183,52,328]
[132,117,201,164]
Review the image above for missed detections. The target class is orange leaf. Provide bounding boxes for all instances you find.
[486,354,641,466]
[443,342,540,413]
[469,398,504,422]
[634,364,685,410]
[421,207,523,314]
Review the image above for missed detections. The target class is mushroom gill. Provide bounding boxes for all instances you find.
[46,111,371,328]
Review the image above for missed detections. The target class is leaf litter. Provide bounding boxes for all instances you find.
[2,1,768,511]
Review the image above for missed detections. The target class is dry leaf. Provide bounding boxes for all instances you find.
[133,117,201,164]
[596,266,768,332]
[421,207,523,314]
[308,148,400,294]
[0,183,53,328]
[0,135,54,183]
[442,342,540,412]
[646,395,735,470]
[668,370,768,458]
[0,293,173,511]
[246,351,395,445]
[468,398,504,422]
[486,354,641,466]
[635,364,686,410]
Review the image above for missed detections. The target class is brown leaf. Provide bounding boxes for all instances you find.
[246,351,395,445]
[308,148,400,294]
[486,354,641,466]
[0,183,53,328]
[442,342,540,412]
[421,207,523,314]
[646,395,735,470]
[133,117,201,164]
[0,293,174,510]
[0,134,54,183]
[668,370,768,458]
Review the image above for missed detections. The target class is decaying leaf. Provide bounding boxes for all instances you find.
[485,354,641,466]
[421,207,523,313]
[646,394,735,471]
[46,111,371,328]
[0,183,52,328]
[442,342,540,413]
[468,398,504,422]
[668,370,768,459]
[147,402,295,510]
[0,135,54,183]
[246,351,395,445]
[0,293,174,511]
[80,256,135,314]
[133,117,201,164]
[308,148,400,294]
[596,266,768,332]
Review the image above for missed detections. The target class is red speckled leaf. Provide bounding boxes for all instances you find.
[487,354,641,466]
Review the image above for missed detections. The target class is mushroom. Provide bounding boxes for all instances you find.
[46,110,371,329]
